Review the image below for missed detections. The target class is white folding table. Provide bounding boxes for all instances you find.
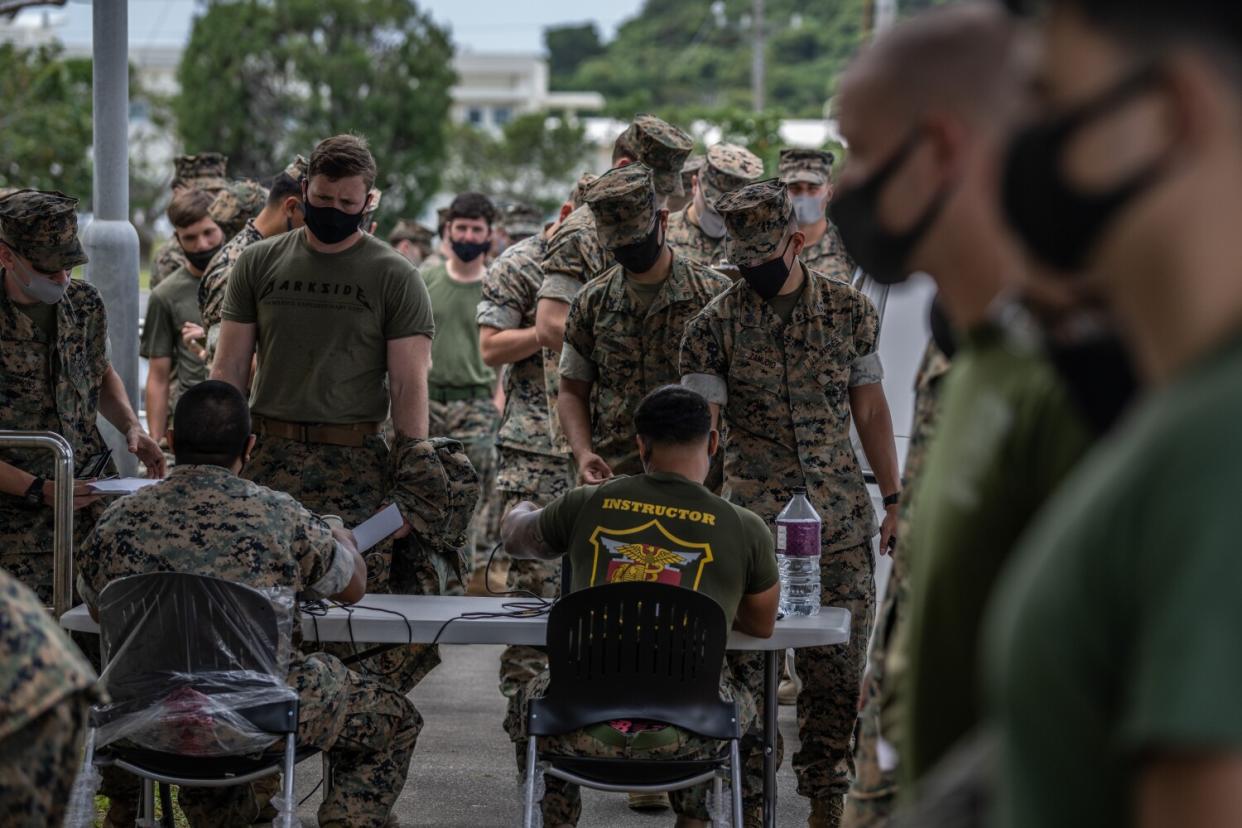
[63,594,850,827]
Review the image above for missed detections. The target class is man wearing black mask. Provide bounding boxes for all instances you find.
[558,164,730,484]
[142,188,224,446]
[423,191,500,577]
[831,2,1096,809]
[680,179,900,826]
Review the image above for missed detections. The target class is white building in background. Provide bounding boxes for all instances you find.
[450,52,605,131]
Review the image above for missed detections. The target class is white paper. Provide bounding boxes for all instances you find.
[88,477,159,495]
[876,734,899,772]
[351,503,403,553]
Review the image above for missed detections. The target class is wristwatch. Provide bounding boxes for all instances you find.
[882,491,901,508]
[24,476,45,506]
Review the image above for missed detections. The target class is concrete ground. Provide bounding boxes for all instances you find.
[293,644,811,827]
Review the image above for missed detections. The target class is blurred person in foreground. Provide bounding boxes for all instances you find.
[982,1,1242,827]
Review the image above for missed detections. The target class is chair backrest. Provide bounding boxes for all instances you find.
[98,571,292,705]
[533,582,737,740]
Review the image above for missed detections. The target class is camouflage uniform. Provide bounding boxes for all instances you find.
[779,149,857,285]
[667,143,764,268]
[388,218,435,263]
[560,164,731,475]
[198,157,306,368]
[78,465,419,828]
[209,178,268,241]
[538,116,693,456]
[680,180,885,811]
[842,342,950,828]
[0,567,97,827]
[499,202,544,243]
[0,190,114,604]
[150,153,230,288]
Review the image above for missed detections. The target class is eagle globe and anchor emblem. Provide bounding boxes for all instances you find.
[588,519,715,589]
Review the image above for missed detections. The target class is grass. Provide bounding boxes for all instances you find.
[94,788,190,827]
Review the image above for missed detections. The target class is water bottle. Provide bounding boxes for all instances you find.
[777,487,821,617]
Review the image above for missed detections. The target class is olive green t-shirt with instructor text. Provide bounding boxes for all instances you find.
[539,471,778,628]
[222,229,434,424]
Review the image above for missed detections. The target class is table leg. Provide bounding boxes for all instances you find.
[764,648,779,828]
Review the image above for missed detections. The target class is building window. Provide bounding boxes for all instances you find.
[493,106,512,125]
[467,107,485,126]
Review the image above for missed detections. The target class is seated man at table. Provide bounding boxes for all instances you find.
[78,380,419,828]
[502,384,780,827]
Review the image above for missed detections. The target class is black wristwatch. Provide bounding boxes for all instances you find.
[24,476,45,507]
[882,491,901,508]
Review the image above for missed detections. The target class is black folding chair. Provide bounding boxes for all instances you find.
[87,572,317,826]
[523,582,744,827]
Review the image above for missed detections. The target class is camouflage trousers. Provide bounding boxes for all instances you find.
[504,666,756,825]
[1,498,105,605]
[0,692,89,827]
[178,653,420,828]
[730,539,875,807]
[429,397,499,578]
[496,449,575,708]
[245,433,442,695]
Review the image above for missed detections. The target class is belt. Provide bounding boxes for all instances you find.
[428,385,493,403]
[252,415,380,448]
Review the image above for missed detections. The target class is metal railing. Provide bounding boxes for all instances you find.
[0,431,74,617]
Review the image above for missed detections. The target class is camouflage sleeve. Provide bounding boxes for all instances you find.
[537,273,585,305]
[679,307,729,405]
[538,216,604,304]
[559,343,597,382]
[477,256,527,330]
[287,502,351,599]
[848,289,884,387]
[561,290,597,374]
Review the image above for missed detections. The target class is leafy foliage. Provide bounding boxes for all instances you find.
[175,0,455,218]
[544,23,605,86]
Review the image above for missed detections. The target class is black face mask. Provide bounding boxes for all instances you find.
[737,236,795,301]
[612,220,664,273]
[831,129,951,286]
[1002,64,1169,274]
[183,242,222,272]
[301,182,365,245]
[451,239,490,263]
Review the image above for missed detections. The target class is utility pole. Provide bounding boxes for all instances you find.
[751,0,765,111]
[875,0,897,35]
[82,0,141,475]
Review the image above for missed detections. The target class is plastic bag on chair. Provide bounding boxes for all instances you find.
[92,572,298,757]
[65,728,102,828]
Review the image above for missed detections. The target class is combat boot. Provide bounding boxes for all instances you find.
[809,795,845,828]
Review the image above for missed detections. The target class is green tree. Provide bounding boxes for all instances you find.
[441,113,591,213]
[175,0,456,218]
[544,23,605,88]
[0,43,94,200]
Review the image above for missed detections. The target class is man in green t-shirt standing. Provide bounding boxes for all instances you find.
[502,384,779,828]
[213,134,445,695]
[423,191,500,587]
[142,188,225,444]
[831,4,1094,801]
[983,2,1242,828]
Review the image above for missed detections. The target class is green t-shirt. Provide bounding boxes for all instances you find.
[986,333,1242,828]
[14,300,56,343]
[765,287,802,325]
[222,229,434,423]
[624,275,665,318]
[140,265,206,399]
[538,471,778,628]
[423,264,494,391]
[900,320,1090,792]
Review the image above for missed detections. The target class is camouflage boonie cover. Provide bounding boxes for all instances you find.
[198,218,266,364]
[282,154,309,182]
[0,189,88,271]
[666,207,724,268]
[389,218,434,247]
[630,114,694,197]
[174,152,229,191]
[209,178,269,240]
[569,172,597,209]
[716,178,794,268]
[478,234,566,458]
[561,253,730,473]
[585,164,658,250]
[0,277,113,602]
[700,143,765,207]
[388,435,482,581]
[500,202,543,240]
[779,147,835,186]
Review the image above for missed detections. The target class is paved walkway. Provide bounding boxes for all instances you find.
[294,644,811,826]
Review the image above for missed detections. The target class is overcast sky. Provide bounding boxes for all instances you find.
[22,0,646,53]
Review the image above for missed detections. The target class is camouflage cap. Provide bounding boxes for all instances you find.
[362,188,383,228]
[501,202,544,239]
[209,178,269,239]
[436,206,450,235]
[700,143,765,208]
[716,178,794,268]
[173,152,229,192]
[680,154,705,197]
[389,218,434,246]
[630,114,694,197]
[778,148,835,186]
[0,189,88,271]
[569,172,598,209]
[282,154,309,182]
[585,164,658,250]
